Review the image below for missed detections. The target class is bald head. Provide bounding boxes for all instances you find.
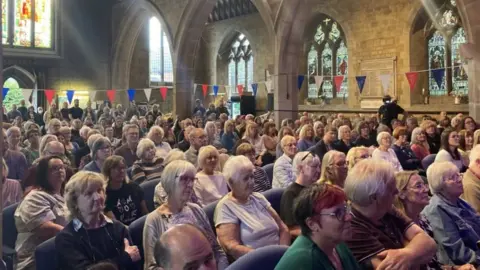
[154,224,216,270]
[44,141,65,156]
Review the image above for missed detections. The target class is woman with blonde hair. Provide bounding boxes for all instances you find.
[221,119,239,153]
[318,150,348,187]
[205,121,223,149]
[243,122,264,155]
[313,121,325,143]
[297,124,315,151]
[346,146,370,171]
[473,129,480,147]
[410,127,431,161]
[194,145,228,206]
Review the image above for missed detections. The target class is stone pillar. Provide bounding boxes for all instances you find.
[274,74,298,126]
[465,46,480,119]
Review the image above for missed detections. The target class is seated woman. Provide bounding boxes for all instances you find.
[83,137,112,173]
[221,120,239,154]
[79,134,104,170]
[2,158,23,209]
[276,183,360,270]
[410,127,431,161]
[353,121,375,147]
[434,129,466,172]
[333,125,353,155]
[422,161,480,266]
[235,143,271,192]
[346,146,370,171]
[131,138,164,185]
[102,155,148,225]
[14,156,68,270]
[56,171,141,270]
[458,129,474,165]
[296,124,315,152]
[205,121,224,150]
[215,156,290,260]
[143,160,228,270]
[318,150,348,188]
[392,127,422,171]
[372,131,404,172]
[146,126,172,158]
[194,146,228,206]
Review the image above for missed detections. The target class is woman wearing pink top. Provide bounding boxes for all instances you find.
[410,127,431,161]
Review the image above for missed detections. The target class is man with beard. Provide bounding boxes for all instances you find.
[114,124,140,167]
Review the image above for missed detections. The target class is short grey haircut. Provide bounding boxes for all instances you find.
[39,135,59,157]
[79,126,91,137]
[6,126,21,137]
[292,151,320,177]
[469,145,480,167]
[64,171,106,221]
[427,161,459,195]
[344,159,395,207]
[338,125,351,140]
[160,160,196,196]
[136,138,156,159]
[197,145,219,170]
[87,134,104,150]
[376,131,392,146]
[281,135,296,149]
[91,137,111,160]
[148,126,164,140]
[223,155,254,188]
[163,149,186,166]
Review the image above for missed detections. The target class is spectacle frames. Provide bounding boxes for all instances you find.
[317,204,352,221]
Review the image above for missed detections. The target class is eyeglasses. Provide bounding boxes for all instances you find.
[317,204,352,221]
[409,181,429,191]
[446,173,463,183]
[301,151,317,162]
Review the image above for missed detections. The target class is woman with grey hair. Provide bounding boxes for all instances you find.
[410,127,431,161]
[318,150,348,187]
[143,160,229,270]
[131,138,164,185]
[55,171,141,269]
[333,125,353,154]
[422,161,480,266]
[83,137,112,173]
[146,126,172,158]
[215,155,290,260]
[372,131,403,172]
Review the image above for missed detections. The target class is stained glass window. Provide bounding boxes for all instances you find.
[451,27,468,94]
[329,22,340,42]
[228,60,235,89]
[2,0,7,44]
[34,0,52,48]
[226,33,253,95]
[247,57,253,91]
[163,32,173,82]
[314,25,325,44]
[321,43,333,98]
[307,46,318,98]
[149,17,174,85]
[14,0,32,47]
[428,31,446,95]
[237,58,246,88]
[337,41,348,97]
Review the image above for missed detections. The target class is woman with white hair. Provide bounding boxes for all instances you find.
[55,171,141,270]
[131,138,164,184]
[243,122,264,155]
[143,160,229,270]
[297,124,315,151]
[47,118,62,135]
[194,145,228,206]
[346,146,370,171]
[146,126,172,158]
[215,156,290,260]
[83,137,112,173]
[318,150,348,187]
[422,161,480,266]
[333,125,353,154]
[313,121,324,143]
[205,121,223,149]
[372,131,403,172]
[411,127,431,161]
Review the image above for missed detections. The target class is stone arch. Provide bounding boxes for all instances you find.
[2,65,36,88]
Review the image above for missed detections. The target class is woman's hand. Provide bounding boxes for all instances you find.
[454,264,476,270]
[124,238,141,262]
[376,249,413,270]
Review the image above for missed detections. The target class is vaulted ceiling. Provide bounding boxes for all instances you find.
[208,0,259,23]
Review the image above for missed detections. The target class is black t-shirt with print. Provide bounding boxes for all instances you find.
[105,182,144,226]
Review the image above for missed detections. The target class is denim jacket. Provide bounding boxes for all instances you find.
[422,194,480,265]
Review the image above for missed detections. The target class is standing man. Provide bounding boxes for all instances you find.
[69,99,83,120]
[377,95,407,129]
[18,100,28,120]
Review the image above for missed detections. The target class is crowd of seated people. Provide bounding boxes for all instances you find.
[3,97,480,270]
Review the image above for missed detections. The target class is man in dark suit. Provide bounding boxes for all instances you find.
[308,126,337,161]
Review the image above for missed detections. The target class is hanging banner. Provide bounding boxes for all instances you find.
[160,87,168,101]
[463,63,469,76]
[333,75,344,93]
[66,90,75,104]
[22,89,33,102]
[265,80,273,93]
[297,75,305,91]
[405,72,419,92]
[106,89,116,103]
[432,69,445,89]
[89,90,96,101]
[237,85,244,96]
[144,88,152,102]
[213,85,219,97]
[379,74,391,95]
[355,76,367,94]
[127,89,136,102]
[251,83,258,97]
[2,88,9,100]
[314,76,324,90]
[44,89,56,105]
[202,84,208,97]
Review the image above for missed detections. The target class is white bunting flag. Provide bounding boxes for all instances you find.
[22,89,33,101]
[144,88,152,102]
[89,90,96,101]
[463,63,469,75]
[265,80,273,93]
[379,74,391,95]
[193,84,197,93]
[314,76,324,96]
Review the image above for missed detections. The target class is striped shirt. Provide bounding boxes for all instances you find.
[131,158,164,185]
[253,166,271,192]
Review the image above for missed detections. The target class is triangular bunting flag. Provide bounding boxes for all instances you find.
[405,72,419,92]
[314,76,324,90]
[432,69,445,89]
[213,85,219,97]
[44,89,56,105]
[2,88,9,100]
[202,84,208,97]
[265,80,273,93]
[127,89,136,102]
[355,76,367,94]
[144,88,152,102]
[160,87,168,101]
[379,74,391,95]
[251,83,258,97]
[237,85,244,96]
[463,63,469,75]
[297,75,305,91]
[333,76,344,93]
[89,90,96,101]
[66,90,75,104]
[22,89,33,102]
[106,89,116,103]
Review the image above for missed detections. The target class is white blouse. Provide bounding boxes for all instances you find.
[194,171,229,207]
[372,148,404,172]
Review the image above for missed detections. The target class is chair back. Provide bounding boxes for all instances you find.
[140,179,161,212]
[129,215,147,262]
[422,154,437,171]
[2,203,19,250]
[35,237,57,270]
[262,163,274,185]
[203,200,219,234]
[261,188,285,214]
[225,245,289,270]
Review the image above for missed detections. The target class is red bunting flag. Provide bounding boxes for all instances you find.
[202,84,208,97]
[405,72,419,92]
[237,85,244,96]
[333,76,344,93]
[106,89,116,103]
[160,87,168,101]
[44,89,56,105]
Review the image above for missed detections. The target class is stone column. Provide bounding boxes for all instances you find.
[464,44,480,119]
[274,74,299,126]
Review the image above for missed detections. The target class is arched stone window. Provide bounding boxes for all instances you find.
[149,17,173,86]
[3,77,24,110]
[227,33,253,94]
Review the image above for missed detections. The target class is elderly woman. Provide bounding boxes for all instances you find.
[131,138,164,184]
[372,131,403,172]
[105,126,121,148]
[21,128,40,167]
[273,135,297,188]
[143,160,229,270]
[56,171,141,270]
[146,126,172,158]
[392,126,422,171]
[195,145,229,206]
[102,155,148,225]
[83,137,112,173]
[422,161,480,266]
[47,118,62,135]
[236,143,271,192]
[297,124,315,152]
[215,156,291,259]
[59,126,80,153]
[333,125,353,155]
[276,126,294,158]
[343,159,437,269]
[354,121,375,147]
[2,158,23,209]
[459,129,474,165]
[243,122,264,155]
[276,184,360,270]
[205,121,223,149]
[14,156,68,270]
[423,120,441,154]
[318,150,348,187]
[346,146,370,171]
[221,120,239,154]
[313,121,325,143]
[434,128,465,171]
[411,127,431,161]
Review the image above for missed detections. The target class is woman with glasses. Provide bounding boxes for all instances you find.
[84,137,112,173]
[276,183,360,270]
[318,150,348,188]
[422,162,480,267]
[434,128,466,172]
[215,156,290,260]
[411,127,431,161]
[194,145,228,207]
[130,138,164,185]
[102,155,148,225]
[235,143,270,192]
[143,160,228,270]
[346,146,370,171]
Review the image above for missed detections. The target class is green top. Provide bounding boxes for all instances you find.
[275,235,361,270]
